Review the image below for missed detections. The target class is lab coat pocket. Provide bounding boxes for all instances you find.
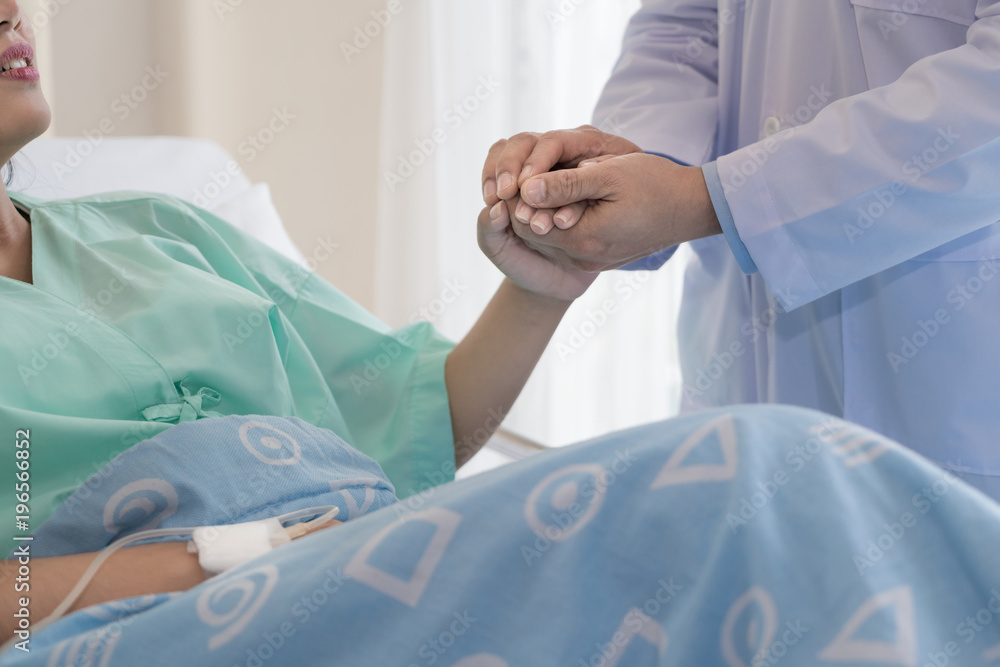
[850,0,978,25]
[850,0,978,87]
[843,252,1000,478]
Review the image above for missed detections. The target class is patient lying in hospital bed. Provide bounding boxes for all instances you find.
[7,154,1000,665]
[3,7,1000,663]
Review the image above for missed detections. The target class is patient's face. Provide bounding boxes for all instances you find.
[0,1,51,163]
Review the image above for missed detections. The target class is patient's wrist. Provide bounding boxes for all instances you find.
[81,542,206,608]
[504,278,578,310]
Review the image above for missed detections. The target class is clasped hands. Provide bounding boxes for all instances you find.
[476,125,722,303]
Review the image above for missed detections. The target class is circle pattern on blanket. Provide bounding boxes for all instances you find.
[524,464,608,542]
[721,586,778,667]
[239,420,302,466]
[102,478,179,534]
[197,564,279,650]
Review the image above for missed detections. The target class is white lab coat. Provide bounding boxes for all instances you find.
[595,0,1000,497]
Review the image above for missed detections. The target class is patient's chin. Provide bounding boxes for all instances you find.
[0,96,52,153]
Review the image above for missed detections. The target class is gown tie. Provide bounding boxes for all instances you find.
[142,381,223,424]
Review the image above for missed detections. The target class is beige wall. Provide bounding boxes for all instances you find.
[22,0,386,310]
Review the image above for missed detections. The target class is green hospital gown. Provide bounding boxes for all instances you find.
[0,191,456,546]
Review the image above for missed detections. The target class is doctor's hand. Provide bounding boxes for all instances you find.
[477,203,598,303]
[510,153,722,271]
[482,125,643,234]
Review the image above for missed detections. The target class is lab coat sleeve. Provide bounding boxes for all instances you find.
[703,161,757,274]
[717,7,1000,311]
[593,0,721,167]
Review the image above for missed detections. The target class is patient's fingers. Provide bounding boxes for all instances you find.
[482,139,508,206]
[509,195,564,235]
[483,202,508,234]
[510,207,557,246]
[494,132,541,200]
[513,198,537,225]
[479,203,506,259]
[529,209,555,235]
[552,202,588,230]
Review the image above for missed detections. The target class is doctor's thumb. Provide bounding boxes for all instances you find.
[521,166,609,210]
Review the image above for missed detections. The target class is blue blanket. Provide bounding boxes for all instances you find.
[6,407,1000,666]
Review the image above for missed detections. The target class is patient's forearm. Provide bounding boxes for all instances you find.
[445,278,571,467]
[0,542,204,637]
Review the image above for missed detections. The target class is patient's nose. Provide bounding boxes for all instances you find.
[0,0,22,31]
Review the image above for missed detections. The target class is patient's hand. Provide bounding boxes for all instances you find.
[478,202,598,303]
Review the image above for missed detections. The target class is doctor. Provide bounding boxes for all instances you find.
[482,0,1000,499]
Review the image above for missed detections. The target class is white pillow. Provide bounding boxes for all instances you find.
[207,183,307,264]
[12,137,306,264]
[13,137,253,205]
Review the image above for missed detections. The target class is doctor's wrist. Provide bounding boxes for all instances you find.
[677,166,723,244]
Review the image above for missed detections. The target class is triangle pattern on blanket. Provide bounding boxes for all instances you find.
[344,507,461,608]
[818,586,916,664]
[650,414,738,488]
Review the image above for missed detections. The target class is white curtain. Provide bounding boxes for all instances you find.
[376,0,688,447]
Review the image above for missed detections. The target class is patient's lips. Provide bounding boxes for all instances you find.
[0,42,38,82]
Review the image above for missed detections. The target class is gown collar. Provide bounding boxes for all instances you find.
[2,190,222,425]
